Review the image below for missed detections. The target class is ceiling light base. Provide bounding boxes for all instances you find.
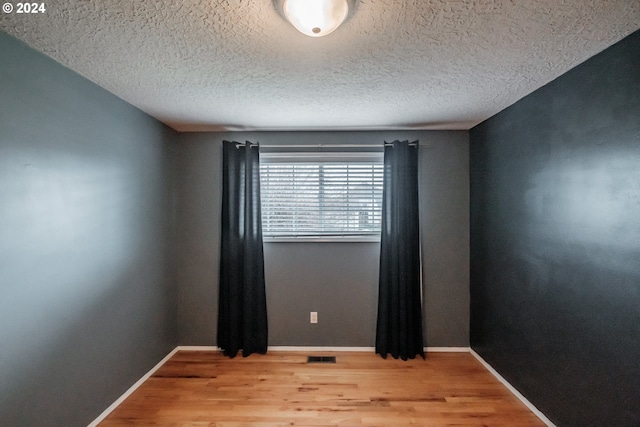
[274,0,356,38]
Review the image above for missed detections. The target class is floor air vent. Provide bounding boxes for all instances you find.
[307,356,336,364]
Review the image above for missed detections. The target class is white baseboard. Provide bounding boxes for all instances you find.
[268,346,471,353]
[172,345,472,355]
[425,346,470,352]
[176,345,219,351]
[470,349,556,427]
[269,346,375,352]
[87,347,179,427]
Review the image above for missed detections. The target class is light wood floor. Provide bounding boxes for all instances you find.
[98,350,546,426]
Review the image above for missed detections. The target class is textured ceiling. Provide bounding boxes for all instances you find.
[1,1,639,131]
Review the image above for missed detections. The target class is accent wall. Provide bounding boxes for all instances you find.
[470,30,640,426]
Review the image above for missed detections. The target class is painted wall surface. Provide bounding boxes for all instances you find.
[265,242,380,346]
[177,131,469,347]
[0,32,178,426]
[470,30,640,426]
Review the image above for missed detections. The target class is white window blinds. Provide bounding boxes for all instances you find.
[260,153,383,239]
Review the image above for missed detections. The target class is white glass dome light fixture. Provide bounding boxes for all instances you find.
[281,0,352,37]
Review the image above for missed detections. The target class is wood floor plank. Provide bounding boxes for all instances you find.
[98,351,546,426]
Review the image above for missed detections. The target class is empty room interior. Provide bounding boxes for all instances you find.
[1,1,639,426]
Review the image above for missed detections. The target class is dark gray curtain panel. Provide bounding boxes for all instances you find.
[218,140,268,358]
[376,140,424,360]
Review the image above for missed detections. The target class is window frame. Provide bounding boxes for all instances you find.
[259,151,384,243]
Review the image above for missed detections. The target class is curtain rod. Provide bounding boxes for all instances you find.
[233,141,259,148]
[234,141,420,149]
[258,142,419,149]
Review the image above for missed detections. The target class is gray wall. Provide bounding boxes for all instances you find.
[470,30,640,426]
[177,130,469,347]
[0,32,178,426]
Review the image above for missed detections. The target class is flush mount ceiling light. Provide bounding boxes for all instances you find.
[276,0,355,37]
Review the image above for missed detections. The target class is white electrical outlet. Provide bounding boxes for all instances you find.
[310,312,318,324]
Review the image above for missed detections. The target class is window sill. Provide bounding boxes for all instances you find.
[263,235,381,243]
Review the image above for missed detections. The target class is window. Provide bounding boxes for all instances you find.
[260,152,383,241]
